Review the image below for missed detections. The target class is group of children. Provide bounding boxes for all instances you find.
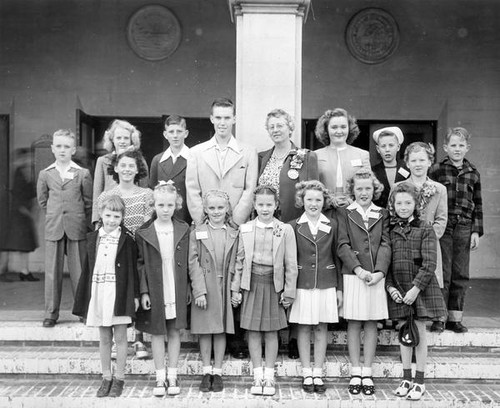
[36,115,482,401]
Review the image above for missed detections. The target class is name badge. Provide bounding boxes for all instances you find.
[367,211,380,219]
[240,223,253,233]
[65,172,74,180]
[196,231,208,240]
[398,168,410,178]
[351,159,362,167]
[318,223,331,234]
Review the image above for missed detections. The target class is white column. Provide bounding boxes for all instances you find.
[229,0,310,151]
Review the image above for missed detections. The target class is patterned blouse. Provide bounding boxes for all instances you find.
[258,154,287,198]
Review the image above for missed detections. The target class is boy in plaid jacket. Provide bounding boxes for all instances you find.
[428,127,483,333]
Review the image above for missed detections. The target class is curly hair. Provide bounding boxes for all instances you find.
[404,141,435,165]
[294,180,333,210]
[387,181,421,220]
[102,119,141,152]
[345,170,384,201]
[314,108,360,146]
[108,149,148,184]
[265,109,295,133]
[153,182,183,212]
[201,189,235,227]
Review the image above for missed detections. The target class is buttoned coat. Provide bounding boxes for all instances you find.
[72,227,139,320]
[288,211,343,291]
[186,137,258,225]
[188,222,238,334]
[135,218,190,334]
[337,205,392,276]
[372,160,410,208]
[149,153,191,224]
[37,166,93,241]
[258,144,318,222]
[231,218,298,300]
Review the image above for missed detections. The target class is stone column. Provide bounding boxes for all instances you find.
[229,0,311,151]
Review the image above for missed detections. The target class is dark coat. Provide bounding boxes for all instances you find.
[258,144,318,222]
[386,219,447,320]
[149,154,191,225]
[72,227,139,320]
[371,160,409,208]
[135,218,190,334]
[288,211,342,291]
[337,205,392,276]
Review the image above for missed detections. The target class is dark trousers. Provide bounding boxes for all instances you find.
[440,215,472,322]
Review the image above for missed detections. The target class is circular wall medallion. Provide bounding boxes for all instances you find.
[127,5,182,61]
[345,8,399,64]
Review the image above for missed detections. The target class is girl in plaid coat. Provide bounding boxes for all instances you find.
[386,182,446,401]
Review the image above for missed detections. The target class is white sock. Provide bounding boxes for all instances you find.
[213,367,223,376]
[302,367,313,384]
[202,366,212,375]
[167,367,177,381]
[264,367,274,380]
[156,368,166,382]
[312,367,323,378]
[253,366,263,380]
[362,366,372,377]
[351,366,362,376]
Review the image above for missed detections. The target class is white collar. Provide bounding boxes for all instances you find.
[347,201,381,217]
[45,160,82,170]
[159,145,190,163]
[208,221,227,230]
[208,135,240,152]
[98,226,121,238]
[297,212,329,225]
[255,219,274,229]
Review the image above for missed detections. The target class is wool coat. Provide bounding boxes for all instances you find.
[371,160,410,208]
[337,204,392,276]
[135,218,190,334]
[72,227,139,320]
[386,219,447,320]
[258,144,319,222]
[188,222,239,334]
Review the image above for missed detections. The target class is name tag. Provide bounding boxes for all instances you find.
[65,172,74,180]
[351,159,362,167]
[398,168,410,178]
[318,223,331,234]
[196,231,208,240]
[367,211,379,219]
[240,223,253,233]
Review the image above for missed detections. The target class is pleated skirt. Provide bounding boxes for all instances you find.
[289,287,339,325]
[342,275,388,321]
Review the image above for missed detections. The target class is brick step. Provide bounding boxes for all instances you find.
[0,375,499,408]
[0,345,499,379]
[2,321,499,350]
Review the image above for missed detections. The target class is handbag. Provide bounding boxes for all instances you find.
[398,305,420,347]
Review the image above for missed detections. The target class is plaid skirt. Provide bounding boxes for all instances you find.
[240,268,287,332]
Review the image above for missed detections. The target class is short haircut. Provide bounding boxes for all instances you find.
[99,194,126,217]
[444,127,471,144]
[387,181,421,220]
[153,182,183,210]
[53,129,76,143]
[108,149,148,184]
[345,170,384,201]
[164,114,187,129]
[211,97,235,115]
[265,108,295,132]
[404,142,435,165]
[201,189,234,226]
[103,119,141,152]
[294,180,333,210]
[315,108,360,146]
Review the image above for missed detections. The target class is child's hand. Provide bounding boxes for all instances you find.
[366,272,384,286]
[355,268,371,282]
[195,295,207,309]
[388,287,403,303]
[231,291,242,308]
[403,286,421,305]
[141,293,151,310]
[280,293,293,309]
[336,290,343,309]
[134,298,140,312]
[470,232,480,251]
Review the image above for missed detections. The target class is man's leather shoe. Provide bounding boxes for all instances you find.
[430,321,445,333]
[446,321,468,333]
[42,318,56,328]
[288,338,299,359]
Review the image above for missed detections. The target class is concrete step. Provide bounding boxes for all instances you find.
[0,345,499,379]
[0,375,499,408]
[2,321,499,350]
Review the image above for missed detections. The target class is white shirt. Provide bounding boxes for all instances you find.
[298,212,330,236]
[45,160,82,179]
[159,145,190,164]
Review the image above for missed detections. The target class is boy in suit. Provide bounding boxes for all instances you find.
[37,129,93,327]
[149,115,191,224]
[371,127,409,208]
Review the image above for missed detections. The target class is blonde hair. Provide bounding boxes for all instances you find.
[294,180,334,210]
[153,182,183,210]
[404,142,435,165]
[103,119,141,152]
[345,170,384,201]
[445,127,471,144]
[53,129,76,143]
[201,190,235,227]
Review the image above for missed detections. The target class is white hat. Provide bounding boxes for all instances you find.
[373,127,404,145]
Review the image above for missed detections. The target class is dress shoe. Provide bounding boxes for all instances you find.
[108,378,124,397]
[96,378,113,397]
[211,374,224,392]
[19,272,39,282]
[288,338,299,359]
[199,374,212,392]
[42,318,56,328]
[446,321,468,333]
[430,321,445,333]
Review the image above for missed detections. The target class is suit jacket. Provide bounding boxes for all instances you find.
[231,218,298,299]
[258,144,318,222]
[186,136,258,225]
[372,160,410,208]
[149,153,191,224]
[135,218,190,333]
[37,165,93,240]
[337,204,392,276]
[73,227,139,320]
